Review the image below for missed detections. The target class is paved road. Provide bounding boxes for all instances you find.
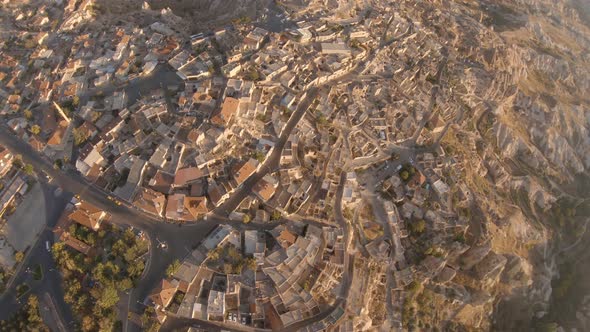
[213,87,319,217]
[0,179,75,329]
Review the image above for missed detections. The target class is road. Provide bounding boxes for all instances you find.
[0,179,75,329]
[213,87,319,217]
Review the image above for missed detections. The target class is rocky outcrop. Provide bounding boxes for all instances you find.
[458,242,491,271]
[474,251,507,286]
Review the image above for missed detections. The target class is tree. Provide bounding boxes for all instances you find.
[166,259,180,277]
[98,285,119,309]
[117,278,133,292]
[400,170,410,181]
[24,109,33,120]
[30,125,41,135]
[23,164,34,175]
[271,210,282,221]
[72,128,88,146]
[242,214,251,224]
[53,159,63,169]
[317,114,328,127]
[13,156,24,169]
[410,220,426,234]
[81,316,96,332]
[14,251,24,263]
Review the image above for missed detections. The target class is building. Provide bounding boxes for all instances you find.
[211,97,239,126]
[173,167,207,188]
[0,176,25,216]
[320,43,351,56]
[183,196,208,219]
[0,146,13,177]
[232,158,259,187]
[149,279,179,310]
[207,290,226,321]
[132,187,167,217]
[69,200,106,231]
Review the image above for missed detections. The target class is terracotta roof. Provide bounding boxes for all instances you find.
[183,196,208,219]
[149,170,174,194]
[60,232,93,255]
[277,230,297,248]
[253,179,276,201]
[47,120,69,146]
[69,201,105,230]
[233,158,258,186]
[149,279,178,308]
[211,97,239,126]
[133,187,167,217]
[173,167,206,187]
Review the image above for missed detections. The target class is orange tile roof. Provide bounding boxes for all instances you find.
[133,187,167,217]
[211,97,239,126]
[174,167,206,187]
[60,232,93,255]
[277,230,297,248]
[253,179,276,201]
[149,279,178,308]
[233,158,258,186]
[69,200,105,230]
[183,196,208,219]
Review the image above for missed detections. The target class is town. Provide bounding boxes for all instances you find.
[1,0,589,331]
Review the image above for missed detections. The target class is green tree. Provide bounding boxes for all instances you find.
[24,109,33,120]
[400,170,410,181]
[271,210,282,221]
[117,278,133,291]
[14,251,24,263]
[72,128,88,146]
[98,285,119,309]
[23,164,34,175]
[242,214,251,224]
[13,156,24,169]
[30,125,41,135]
[410,220,426,234]
[81,315,96,332]
[166,259,180,277]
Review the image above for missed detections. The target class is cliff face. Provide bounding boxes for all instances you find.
[371,0,590,330]
[449,1,590,330]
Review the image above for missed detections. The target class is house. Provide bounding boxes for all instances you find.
[0,176,26,216]
[244,27,268,50]
[173,167,207,188]
[320,43,351,56]
[173,260,199,292]
[244,230,258,255]
[69,200,107,231]
[149,278,179,310]
[165,193,187,220]
[0,145,13,177]
[60,232,94,256]
[276,229,297,249]
[211,97,239,126]
[232,158,259,187]
[252,176,278,202]
[114,158,147,202]
[202,225,233,250]
[132,187,167,217]
[207,290,226,321]
[149,170,174,194]
[183,196,208,219]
